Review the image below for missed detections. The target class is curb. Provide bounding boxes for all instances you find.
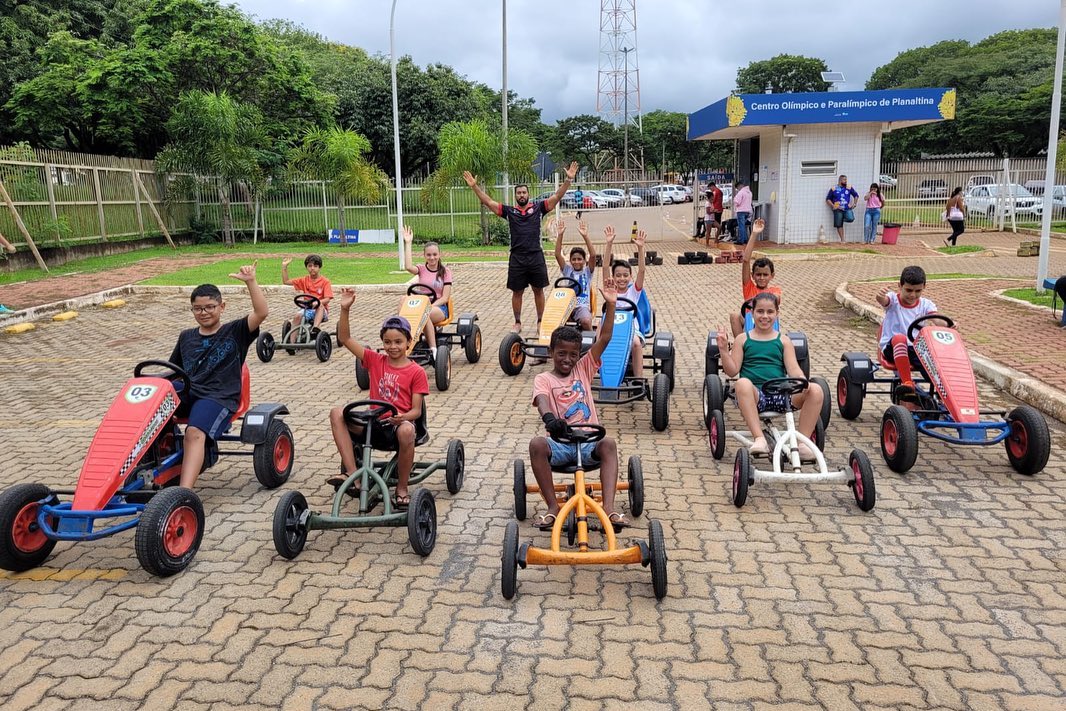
[835,281,1066,425]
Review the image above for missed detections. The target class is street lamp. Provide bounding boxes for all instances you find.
[502,0,509,196]
[390,0,405,268]
[1037,0,1066,291]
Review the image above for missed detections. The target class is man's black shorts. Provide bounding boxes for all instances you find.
[507,251,549,292]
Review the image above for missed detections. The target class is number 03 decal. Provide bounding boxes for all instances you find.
[125,385,158,404]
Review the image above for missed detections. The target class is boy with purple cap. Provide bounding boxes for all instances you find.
[327,288,430,508]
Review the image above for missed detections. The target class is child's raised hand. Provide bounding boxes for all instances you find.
[604,225,616,243]
[599,280,618,306]
[554,218,566,237]
[633,230,647,248]
[577,221,588,237]
[402,225,413,244]
[878,284,892,300]
[339,287,357,310]
[229,260,258,283]
[752,218,765,235]
[281,257,293,268]
[715,327,729,351]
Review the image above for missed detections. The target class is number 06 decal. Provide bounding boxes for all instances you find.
[125,385,158,404]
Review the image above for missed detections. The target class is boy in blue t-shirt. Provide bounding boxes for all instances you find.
[553,219,596,330]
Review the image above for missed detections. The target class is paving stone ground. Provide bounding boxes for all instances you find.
[0,228,1064,709]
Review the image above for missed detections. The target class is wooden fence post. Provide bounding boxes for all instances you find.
[44,163,61,243]
[0,180,48,272]
[131,169,145,237]
[133,172,176,248]
[91,168,108,241]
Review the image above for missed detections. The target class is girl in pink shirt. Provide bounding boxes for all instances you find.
[863,184,885,244]
[401,225,454,356]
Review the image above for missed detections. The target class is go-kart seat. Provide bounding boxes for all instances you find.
[552,457,601,474]
[635,290,655,338]
[875,325,897,371]
[434,297,455,328]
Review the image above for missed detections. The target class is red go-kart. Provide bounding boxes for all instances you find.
[0,360,293,577]
[841,315,1050,475]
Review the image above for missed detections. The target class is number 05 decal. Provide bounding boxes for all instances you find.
[932,330,956,345]
[125,385,158,404]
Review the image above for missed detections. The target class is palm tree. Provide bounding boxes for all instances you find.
[289,127,388,246]
[156,91,269,245]
[423,119,538,244]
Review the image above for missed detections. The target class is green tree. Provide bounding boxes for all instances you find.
[289,127,389,247]
[156,91,269,245]
[548,114,620,171]
[632,110,733,177]
[736,54,831,94]
[423,119,538,244]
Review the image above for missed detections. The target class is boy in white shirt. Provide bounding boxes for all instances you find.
[876,265,937,402]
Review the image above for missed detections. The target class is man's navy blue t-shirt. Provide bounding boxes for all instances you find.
[169,317,258,411]
[497,201,548,255]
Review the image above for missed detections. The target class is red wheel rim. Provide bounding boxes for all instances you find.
[883,419,898,456]
[1007,420,1028,459]
[12,502,48,554]
[732,457,740,497]
[510,343,523,367]
[709,417,719,451]
[274,434,293,471]
[852,459,864,499]
[163,505,198,557]
[837,376,847,407]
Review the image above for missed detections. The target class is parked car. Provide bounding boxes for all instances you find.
[630,187,660,205]
[966,175,996,191]
[651,185,686,204]
[599,188,643,206]
[965,184,1043,219]
[917,179,948,199]
[586,190,623,208]
[563,190,607,209]
[878,174,897,189]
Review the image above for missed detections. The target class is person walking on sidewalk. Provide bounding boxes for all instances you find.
[863,184,885,244]
[944,187,967,246]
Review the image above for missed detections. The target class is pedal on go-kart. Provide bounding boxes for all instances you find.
[843,315,1052,476]
[272,400,464,559]
[0,360,293,577]
[703,376,875,511]
[256,294,334,363]
[501,424,667,601]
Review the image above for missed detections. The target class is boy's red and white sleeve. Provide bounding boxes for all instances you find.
[411,365,430,396]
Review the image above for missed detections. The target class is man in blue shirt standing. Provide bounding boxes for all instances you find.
[825,174,859,243]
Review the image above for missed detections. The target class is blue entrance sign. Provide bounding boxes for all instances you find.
[688,88,955,140]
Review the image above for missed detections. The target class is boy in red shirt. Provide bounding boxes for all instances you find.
[328,289,430,508]
[729,218,783,335]
[282,254,333,340]
[529,278,626,530]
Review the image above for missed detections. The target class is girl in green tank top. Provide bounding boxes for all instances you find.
[714,292,825,458]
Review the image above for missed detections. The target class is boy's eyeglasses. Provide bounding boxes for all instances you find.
[191,304,220,314]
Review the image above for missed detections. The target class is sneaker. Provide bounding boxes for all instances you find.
[0,305,12,314]
[797,442,817,462]
[894,383,920,404]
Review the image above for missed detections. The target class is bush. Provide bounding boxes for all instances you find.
[188,216,221,244]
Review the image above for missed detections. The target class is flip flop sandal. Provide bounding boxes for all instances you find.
[534,513,557,530]
[327,474,363,498]
[608,512,630,530]
[392,493,411,510]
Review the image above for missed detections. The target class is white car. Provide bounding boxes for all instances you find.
[652,185,686,204]
[878,174,897,188]
[586,190,623,208]
[564,190,608,209]
[599,188,643,206]
[965,184,1043,219]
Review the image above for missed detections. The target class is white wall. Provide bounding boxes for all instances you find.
[776,124,883,244]
[755,131,782,241]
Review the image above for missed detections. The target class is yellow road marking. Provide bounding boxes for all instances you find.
[0,567,126,581]
[4,323,35,334]
[52,311,78,321]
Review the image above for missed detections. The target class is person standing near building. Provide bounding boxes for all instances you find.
[733,180,753,245]
[944,187,967,246]
[708,181,724,241]
[826,174,859,243]
[863,183,885,244]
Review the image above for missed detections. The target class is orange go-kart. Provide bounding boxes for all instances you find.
[0,360,293,577]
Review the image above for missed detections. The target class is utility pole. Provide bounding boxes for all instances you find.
[501,0,509,197]
[390,0,404,267]
[623,46,630,191]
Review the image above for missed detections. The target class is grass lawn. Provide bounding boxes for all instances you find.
[935,245,985,255]
[140,254,508,286]
[1001,287,1056,308]
[860,272,995,282]
[0,241,510,287]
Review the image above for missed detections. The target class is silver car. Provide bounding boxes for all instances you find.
[598,188,643,206]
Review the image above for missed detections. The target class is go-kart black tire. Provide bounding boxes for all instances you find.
[732,448,751,508]
[256,332,275,363]
[663,354,676,393]
[501,520,519,600]
[1004,406,1051,476]
[836,367,864,421]
[135,486,204,577]
[499,333,526,376]
[708,409,727,461]
[355,357,370,391]
[881,405,919,473]
[434,345,451,391]
[464,324,483,364]
[314,330,333,362]
[811,376,832,430]
[648,519,667,600]
[272,490,309,559]
[445,439,465,494]
[811,419,826,453]
[848,449,876,512]
[407,488,437,557]
[513,460,527,520]
[281,321,296,356]
[253,419,294,489]
[702,375,725,427]
[705,349,720,378]
[627,455,644,518]
[798,353,811,379]
[565,509,576,546]
[651,373,670,432]
[0,483,58,572]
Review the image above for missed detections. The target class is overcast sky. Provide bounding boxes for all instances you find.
[234,0,1058,123]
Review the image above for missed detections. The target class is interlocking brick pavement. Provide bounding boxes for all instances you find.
[0,231,1064,709]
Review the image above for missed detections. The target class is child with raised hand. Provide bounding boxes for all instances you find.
[875,265,938,403]
[281,254,333,341]
[601,225,647,377]
[553,218,596,330]
[328,288,430,509]
[529,275,625,530]
[729,218,781,336]
[169,261,269,488]
[716,292,824,458]
[401,225,453,357]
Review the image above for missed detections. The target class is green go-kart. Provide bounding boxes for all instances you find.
[272,399,464,558]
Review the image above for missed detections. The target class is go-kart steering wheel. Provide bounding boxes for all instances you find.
[554,276,583,297]
[762,377,809,396]
[343,399,399,426]
[551,423,606,445]
[133,360,191,395]
[740,298,756,317]
[907,314,955,343]
[407,284,438,299]
[604,296,638,314]
[293,294,321,311]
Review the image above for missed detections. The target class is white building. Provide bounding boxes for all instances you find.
[687,88,956,243]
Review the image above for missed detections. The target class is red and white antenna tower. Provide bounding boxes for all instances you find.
[596,0,641,130]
